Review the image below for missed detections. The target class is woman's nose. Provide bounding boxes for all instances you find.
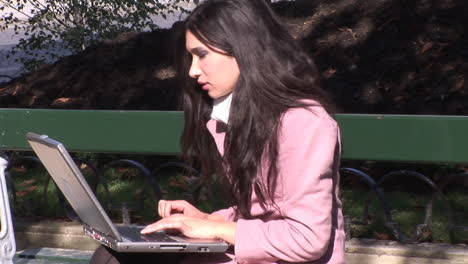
[189,60,201,78]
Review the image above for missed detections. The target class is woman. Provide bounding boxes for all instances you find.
[91,0,345,263]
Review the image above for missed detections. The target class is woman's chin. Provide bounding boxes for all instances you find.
[208,92,220,99]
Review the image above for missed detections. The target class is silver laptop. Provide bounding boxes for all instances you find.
[26,132,229,253]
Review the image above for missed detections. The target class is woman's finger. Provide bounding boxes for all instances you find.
[158,200,163,217]
[157,200,203,218]
[158,199,170,218]
[141,216,184,234]
[163,201,172,218]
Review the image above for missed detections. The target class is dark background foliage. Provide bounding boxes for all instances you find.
[0,0,467,114]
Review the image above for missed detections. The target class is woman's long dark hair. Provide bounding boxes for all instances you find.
[177,0,334,218]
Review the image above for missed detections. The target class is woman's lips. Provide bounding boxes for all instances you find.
[198,82,209,90]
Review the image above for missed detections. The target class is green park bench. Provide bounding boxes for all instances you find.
[1,109,467,263]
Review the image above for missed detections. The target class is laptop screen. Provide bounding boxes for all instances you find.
[26,133,122,241]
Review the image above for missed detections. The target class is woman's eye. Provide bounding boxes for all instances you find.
[198,51,208,59]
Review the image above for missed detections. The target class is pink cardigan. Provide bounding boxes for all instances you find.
[182,105,345,264]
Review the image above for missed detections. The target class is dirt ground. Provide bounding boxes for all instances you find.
[0,0,467,114]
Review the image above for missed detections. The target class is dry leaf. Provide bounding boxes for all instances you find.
[322,68,337,79]
[16,185,37,197]
[442,64,455,72]
[51,97,84,107]
[456,76,465,89]
[421,42,433,54]
[18,179,37,187]
[54,97,71,103]
[374,232,390,240]
[450,76,465,92]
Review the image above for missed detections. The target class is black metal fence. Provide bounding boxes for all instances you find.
[6,152,467,244]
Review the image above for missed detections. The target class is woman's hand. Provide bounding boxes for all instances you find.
[141,214,236,244]
[157,199,225,221]
[158,199,208,219]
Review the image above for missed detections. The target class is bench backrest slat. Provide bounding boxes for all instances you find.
[336,114,468,164]
[0,109,183,155]
[1,109,467,164]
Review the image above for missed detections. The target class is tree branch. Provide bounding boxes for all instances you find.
[42,1,73,30]
[29,0,48,10]
[0,1,33,19]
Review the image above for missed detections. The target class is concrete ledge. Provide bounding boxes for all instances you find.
[15,248,93,264]
[14,219,100,251]
[346,238,468,264]
[13,220,468,264]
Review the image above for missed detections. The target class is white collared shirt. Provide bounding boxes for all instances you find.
[211,93,232,124]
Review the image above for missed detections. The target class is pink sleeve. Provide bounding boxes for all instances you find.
[234,108,340,263]
[211,207,236,221]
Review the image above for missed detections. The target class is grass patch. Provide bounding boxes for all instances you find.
[341,187,467,243]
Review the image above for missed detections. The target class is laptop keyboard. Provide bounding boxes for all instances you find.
[117,226,179,243]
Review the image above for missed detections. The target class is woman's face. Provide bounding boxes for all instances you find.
[186,31,240,99]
